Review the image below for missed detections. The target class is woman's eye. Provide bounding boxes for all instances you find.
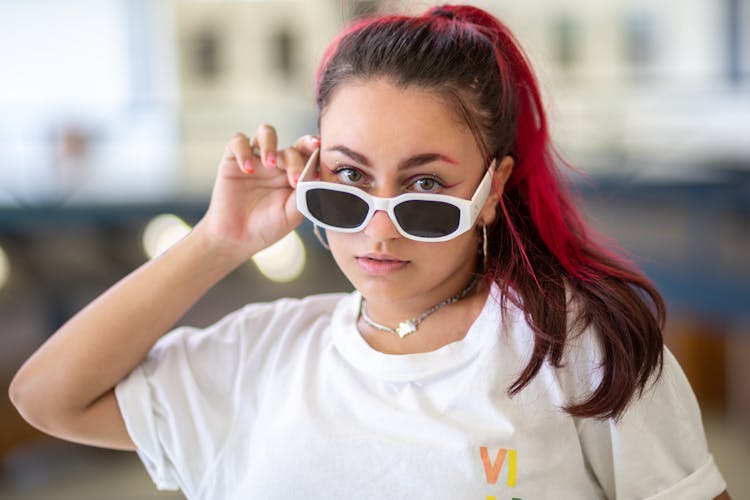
[412,176,443,193]
[334,167,365,185]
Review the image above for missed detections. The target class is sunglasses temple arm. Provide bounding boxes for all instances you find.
[470,158,497,204]
[298,148,320,182]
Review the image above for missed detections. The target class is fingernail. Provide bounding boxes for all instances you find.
[265,152,276,167]
[311,137,321,146]
[243,159,254,174]
[293,173,300,185]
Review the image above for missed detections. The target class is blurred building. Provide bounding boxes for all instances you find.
[1,0,748,201]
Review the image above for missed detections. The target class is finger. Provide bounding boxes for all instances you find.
[255,123,278,169]
[292,134,321,156]
[280,147,305,187]
[225,132,256,174]
[281,135,320,185]
[284,188,305,229]
[275,135,320,170]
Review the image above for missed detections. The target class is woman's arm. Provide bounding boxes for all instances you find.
[8,128,314,450]
[8,215,258,450]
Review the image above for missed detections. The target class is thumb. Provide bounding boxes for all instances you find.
[284,190,305,230]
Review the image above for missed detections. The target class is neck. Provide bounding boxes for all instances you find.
[361,263,480,326]
[361,274,478,336]
[357,277,490,355]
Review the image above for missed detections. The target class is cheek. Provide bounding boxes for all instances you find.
[326,232,354,266]
[426,234,478,261]
[404,233,481,273]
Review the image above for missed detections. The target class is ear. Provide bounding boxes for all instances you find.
[478,155,514,226]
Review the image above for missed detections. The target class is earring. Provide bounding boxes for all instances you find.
[482,224,488,271]
[314,225,330,251]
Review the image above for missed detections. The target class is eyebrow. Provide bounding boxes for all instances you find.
[325,145,458,169]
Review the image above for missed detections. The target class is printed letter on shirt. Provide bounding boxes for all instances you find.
[480,447,507,484]
[479,446,517,487]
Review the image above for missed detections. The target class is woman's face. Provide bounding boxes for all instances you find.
[318,78,506,308]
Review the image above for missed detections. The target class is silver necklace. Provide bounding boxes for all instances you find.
[359,275,480,338]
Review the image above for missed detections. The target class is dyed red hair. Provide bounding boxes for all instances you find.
[316,4,664,420]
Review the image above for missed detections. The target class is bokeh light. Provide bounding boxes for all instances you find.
[0,245,9,291]
[142,214,192,259]
[252,230,306,282]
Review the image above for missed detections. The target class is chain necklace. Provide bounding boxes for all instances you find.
[359,275,480,339]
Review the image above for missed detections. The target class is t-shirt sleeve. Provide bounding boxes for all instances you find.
[574,347,727,499]
[113,301,290,497]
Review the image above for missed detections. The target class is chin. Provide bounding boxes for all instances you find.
[346,270,417,300]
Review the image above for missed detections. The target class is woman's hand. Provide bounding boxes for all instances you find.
[195,124,319,258]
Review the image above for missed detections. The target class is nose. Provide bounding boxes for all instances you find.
[363,210,401,241]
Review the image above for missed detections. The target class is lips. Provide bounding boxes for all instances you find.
[356,253,409,275]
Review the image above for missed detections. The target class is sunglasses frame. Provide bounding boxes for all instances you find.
[295,148,497,242]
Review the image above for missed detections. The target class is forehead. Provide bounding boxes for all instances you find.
[319,78,475,153]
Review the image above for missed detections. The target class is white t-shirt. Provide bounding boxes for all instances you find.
[115,285,726,500]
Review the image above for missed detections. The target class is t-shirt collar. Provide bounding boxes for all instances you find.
[331,282,502,383]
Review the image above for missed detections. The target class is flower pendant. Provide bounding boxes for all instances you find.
[396,320,417,338]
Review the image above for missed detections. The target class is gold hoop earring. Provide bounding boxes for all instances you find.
[482,224,488,271]
[314,225,330,251]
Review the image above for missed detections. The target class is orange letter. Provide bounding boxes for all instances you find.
[479,446,507,484]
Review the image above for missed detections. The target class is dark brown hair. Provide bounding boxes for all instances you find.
[316,4,664,420]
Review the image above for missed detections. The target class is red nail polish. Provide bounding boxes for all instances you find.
[293,173,300,185]
[266,152,276,166]
[311,137,321,146]
[243,159,254,174]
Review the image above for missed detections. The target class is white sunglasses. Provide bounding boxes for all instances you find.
[295,148,496,242]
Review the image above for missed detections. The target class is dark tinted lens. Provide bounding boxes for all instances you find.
[306,189,369,228]
[394,200,460,238]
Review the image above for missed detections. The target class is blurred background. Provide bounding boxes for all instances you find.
[0,0,748,498]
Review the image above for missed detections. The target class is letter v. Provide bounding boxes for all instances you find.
[479,446,507,484]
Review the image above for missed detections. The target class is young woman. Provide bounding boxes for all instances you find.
[10,4,730,499]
